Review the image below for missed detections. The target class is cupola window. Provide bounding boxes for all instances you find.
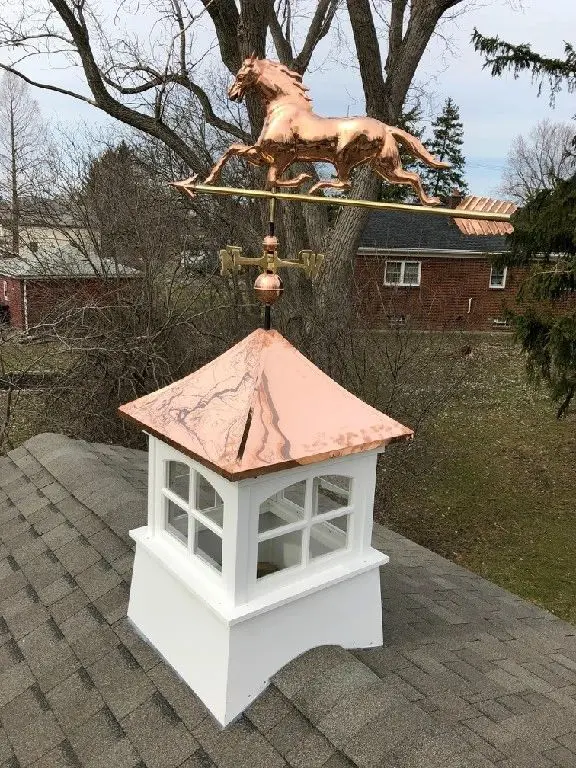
[163,459,224,573]
[256,474,353,580]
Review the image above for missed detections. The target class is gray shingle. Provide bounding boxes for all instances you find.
[86,645,155,719]
[4,433,576,768]
[360,210,508,252]
[120,693,198,768]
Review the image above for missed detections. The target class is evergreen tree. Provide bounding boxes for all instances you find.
[422,98,468,199]
[472,30,576,102]
[505,177,576,417]
[473,30,576,417]
[380,105,426,203]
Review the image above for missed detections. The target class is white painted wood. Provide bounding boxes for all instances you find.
[129,531,385,726]
[128,438,388,726]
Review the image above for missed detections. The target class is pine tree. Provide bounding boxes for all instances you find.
[472,30,576,416]
[504,177,576,417]
[380,105,426,203]
[422,98,468,199]
[472,30,576,101]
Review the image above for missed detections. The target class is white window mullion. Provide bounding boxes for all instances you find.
[190,509,223,537]
[162,487,191,512]
[257,518,307,543]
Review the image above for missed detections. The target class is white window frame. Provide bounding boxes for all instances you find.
[384,260,421,287]
[2,280,7,302]
[160,457,225,579]
[254,474,355,586]
[489,265,507,289]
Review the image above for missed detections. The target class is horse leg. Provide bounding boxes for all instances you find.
[266,157,311,188]
[205,144,265,184]
[308,161,352,195]
[374,158,441,206]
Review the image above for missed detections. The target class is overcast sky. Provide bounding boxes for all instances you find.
[19,0,576,197]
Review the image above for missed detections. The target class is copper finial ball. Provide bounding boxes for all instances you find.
[263,234,278,253]
[254,271,283,305]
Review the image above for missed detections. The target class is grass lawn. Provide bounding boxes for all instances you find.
[380,333,576,624]
[0,339,72,373]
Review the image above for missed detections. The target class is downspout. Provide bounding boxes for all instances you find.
[23,279,29,333]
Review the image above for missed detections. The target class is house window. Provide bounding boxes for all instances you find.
[256,475,353,580]
[162,460,224,574]
[384,260,421,287]
[489,266,507,289]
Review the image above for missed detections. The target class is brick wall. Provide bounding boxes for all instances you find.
[0,276,135,331]
[355,254,530,330]
[1,277,24,329]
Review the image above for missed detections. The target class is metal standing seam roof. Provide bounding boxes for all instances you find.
[118,329,413,480]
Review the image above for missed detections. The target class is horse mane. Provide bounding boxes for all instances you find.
[257,59,312,104]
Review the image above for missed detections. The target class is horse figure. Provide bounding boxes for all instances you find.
[205,56,450,205]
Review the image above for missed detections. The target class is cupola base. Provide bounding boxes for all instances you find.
[128,527,388,727]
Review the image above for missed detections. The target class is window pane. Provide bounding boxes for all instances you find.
[280,480,306,509]
[309,514,349,560]
[194,520,222,572]
[490,267,505,287]
[195,474,223,528]
[167,461,189,502]
[257,530,302,579]
[313,475,351,515]
[258,486,305,533]
[385,261,402,283]
[403,262,420,285]
[166,499,188,545]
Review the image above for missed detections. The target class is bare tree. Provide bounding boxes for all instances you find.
[0,0,475,321]
[0,72,47,255]
[499,119,576,203]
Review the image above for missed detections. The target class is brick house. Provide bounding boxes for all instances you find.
[356,196,521,330]
[0,244,138,331]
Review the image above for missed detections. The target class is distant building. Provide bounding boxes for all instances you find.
[0,199,92,257]
[0,243,137,332]
[356,196,521,330]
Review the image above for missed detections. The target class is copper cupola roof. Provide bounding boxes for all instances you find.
[118,329,413,480]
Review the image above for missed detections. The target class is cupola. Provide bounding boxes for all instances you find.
[119,328,412,726]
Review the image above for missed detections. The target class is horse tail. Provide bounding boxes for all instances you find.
[389,127,450,169]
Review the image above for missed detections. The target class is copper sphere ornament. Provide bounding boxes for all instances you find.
[254,271,283,305]
[263,234,278,253]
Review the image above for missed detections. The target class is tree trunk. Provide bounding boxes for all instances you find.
[9,97,19,256]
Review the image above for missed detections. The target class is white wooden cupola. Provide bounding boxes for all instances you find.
[119,328,412,726]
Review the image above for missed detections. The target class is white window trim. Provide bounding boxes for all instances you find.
[253,475,355,588]
[384,260,421,287]
[158,453,226,581]
[489,265,508,289]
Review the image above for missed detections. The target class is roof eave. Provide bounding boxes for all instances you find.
[118,408,413,482]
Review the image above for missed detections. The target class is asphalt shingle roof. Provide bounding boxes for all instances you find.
[359,210,510,253]
[0,245,138,279]
[1,432,575,767]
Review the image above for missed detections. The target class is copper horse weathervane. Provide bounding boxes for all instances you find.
[204,56,449,205]
[172,57,512,328]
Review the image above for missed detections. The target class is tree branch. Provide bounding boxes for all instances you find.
[346,0,386,119]
[269,5,293,64]
[0,63,96,106]
[199,0,241,74]
[46,0,205,172]
[294,0,338,74]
